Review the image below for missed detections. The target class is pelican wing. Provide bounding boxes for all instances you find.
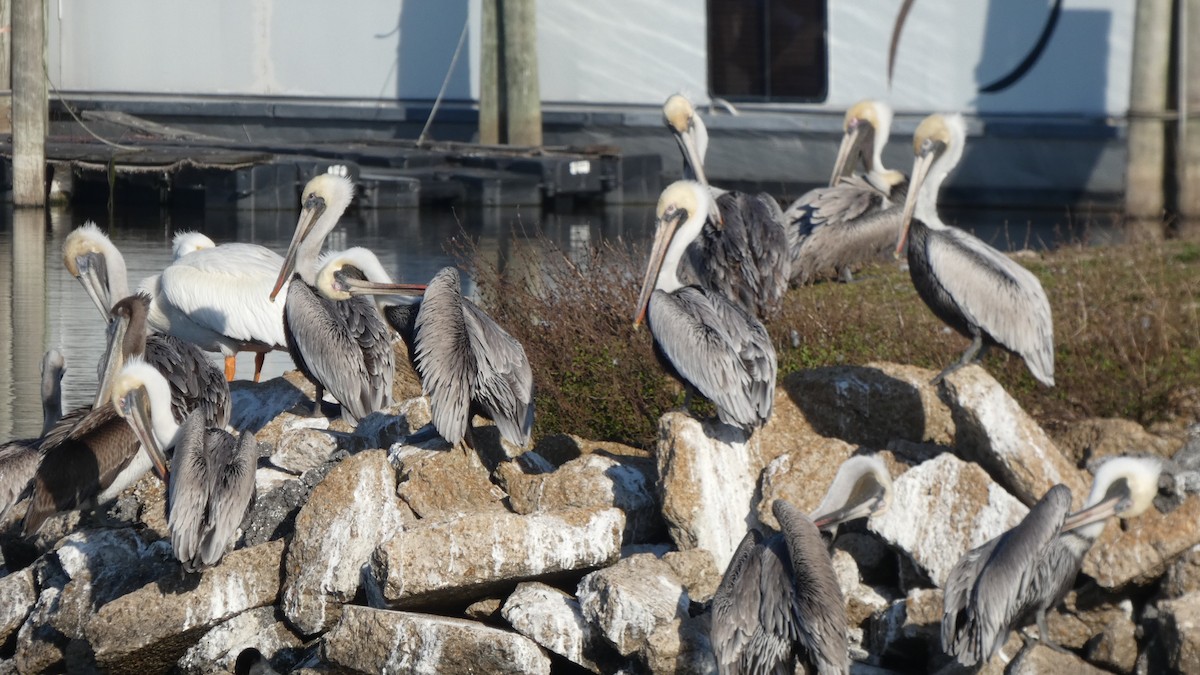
[925,228,1055,385]
[0,441,40,519]
[197,429,257,568]
[159,244,287,349]
[775,500,850,675]
[700,191,790,320]
[145,334,231,428]
[413,268,475,445]
[649,287,776,430]
[168,411,212,571]
[941,537,999,656]
[711,528,766,674]
[463,299,535,447]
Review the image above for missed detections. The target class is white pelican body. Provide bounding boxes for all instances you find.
[942,457,1161,666]
[270,174,395,424]
[786,100,908,284]
[634,181,776,433]
[896,114,1055,385]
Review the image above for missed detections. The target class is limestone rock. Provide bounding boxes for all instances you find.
[657,412,758,572]
[1151,591,1200,675]
[228,375,310,435]
[782,363,956,448]
[869,453,1028,588]
[531,434,651,467]
[662,549,721,605]
[1161,545,1200,598]
[371,507,623,608]
[642,615,717,675]
[1045,591,1136,673]
[0,566,35,646]
[756,439,857,528]
[831,549,891,629]
[282,450,409,636]
[577,553,688,657]
[352,396,429,450]
[271,426,338,474]
[86,539,285,674]
[867,587,944,669]
[502,582,616,673]
[464,597,503,622]
[833,533,895,587]
[940,365,1088,508]
[499,452,663,544]
[1053,417,1180,465]
[1007,642,1111,675]
[323,606,551,675]
[176,607,303,675]
[1082,495,1200,589]
[393,445,507,520]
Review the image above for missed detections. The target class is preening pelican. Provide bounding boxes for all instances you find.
[318,251,535,449]
[663,94,790,321]
[896,114,1054,386]
[710,455,892,675]
[112,360,257,571]
[0,349,66,520]
[785,100,908,284]
[634,180,776,433]
[269,174,395,423]
[941,457,1161,667]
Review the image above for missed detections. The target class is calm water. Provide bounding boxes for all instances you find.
[0,200,1115,439]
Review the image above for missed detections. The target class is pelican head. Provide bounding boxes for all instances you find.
[831,99,894,185]
[95,294,151,408]
[271,173,357,300]
[314,247,424,302]
[895,113,967,257]
[1063,456,1163,539]
[63,221,127,320]
[634,181,712,328]
[110,357,175,481]
[811,455,893,529]
[663,94,709,186]
[171,231,216,261]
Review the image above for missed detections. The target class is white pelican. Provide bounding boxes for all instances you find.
[942,457,1161,667]
[895,114,1054,386]
[634,180,776,433]
[663,94,790,321]
[112,359,257,571]
[269,174,395,423]
[785,100,909,284]
[316,249,535,449]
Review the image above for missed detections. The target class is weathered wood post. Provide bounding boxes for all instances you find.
[501,0,541,147]
[1180,0,1200,226]
[479,0,501,145]
[12,0,45,207]
[1125,0,1172,233]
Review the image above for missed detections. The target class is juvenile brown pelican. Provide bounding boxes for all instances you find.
[663,94,790,321]
[896,114,1054,386]
[941,457,1161,667]
[269,174,395,423]
[634,181,776,433]
[785,100,908,284]
[0,349,66,520]
[711,455,892,675]
[112,360,257,571]
[316,250,535,449]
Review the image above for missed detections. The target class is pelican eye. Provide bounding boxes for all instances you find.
[332,270,351,293]
[303,193,326,211]
[919,138,946,157]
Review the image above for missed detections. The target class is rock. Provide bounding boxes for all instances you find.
[228,376,310,435]
[867,587,944,669]
[1045,591,1136,673]
[1161,545,1200,598]
[577,553,688,657]
[371,507,623,608]
[662,549,720,604]
[642,615,717,675]
[1053,417,1180,466]
[1082,495,1200,589]
[1151,591,1200,675]
[271,426,338,474]
[281,450,409,636]
[86,539,285,674]
[393,445,507,520]
[831,549,891,629]
[176,607,303,675]
[353,396,429,450]
[0,567,35,646]
[323,605,551,675]
[502,582,617,673]
[531,434,651,467]
[833,533,895,587]
[869,453,1028,588]
[755,439,857,528]
[656,412,758,572]
[107,471,169,540]
[781,363,956,448]
[498,452,663,544]
[464,597,503,622]
[940,365,1089,508]
[1007,642,1111,674]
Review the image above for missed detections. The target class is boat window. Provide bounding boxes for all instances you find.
[708,0,828,102]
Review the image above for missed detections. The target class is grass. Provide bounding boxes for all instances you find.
[454,230,1200,449]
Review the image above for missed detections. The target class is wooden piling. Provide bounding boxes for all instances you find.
[1125,0,1171,228]
[480,0,501,145]
[501,0,542,147]
[11,0,45,207]
[1180,0,1200,224]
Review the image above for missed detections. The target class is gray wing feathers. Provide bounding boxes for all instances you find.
[197,430,257,568]
[702,192,790,320]
[649,287,776,430]
[712,529,766,674]
[928,230,1055,385]
[775,500,850,675]
[785,177,900,284]
[145,335,230,427]
[168,412,211,571]
[462,301,535,446]
[413,269,475,445]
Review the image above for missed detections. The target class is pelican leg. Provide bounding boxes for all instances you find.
[224,356,237,382]
[311,384,325,418]
[253,353,266,383]
[932,334,985,384]
[838,266,854,283]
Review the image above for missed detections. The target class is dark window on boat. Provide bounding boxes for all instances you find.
[708,0,828,102]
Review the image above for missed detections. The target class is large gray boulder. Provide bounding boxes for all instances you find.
[577,553,689,658]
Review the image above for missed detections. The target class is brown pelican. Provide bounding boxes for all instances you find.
[662,94,790,321]
[146,230,289,381]
[784,100,908,284]
[634,181,776,433]
[0,349,66,520]
[315,249,535,449]
[896,114,1054,386]
[941,457,1161,667]
[710,455,893,675]
[112,359,257,571]
[269,174,395,423]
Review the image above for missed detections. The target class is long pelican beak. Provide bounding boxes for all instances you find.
[674,128,709,187]
[339,278,428,297]
[1062,493,1130,532]
[75,252,114,321]
[633,210,681,328]
[811,485,889,530]
[116,384,171,482]
[894,145,938,259]
[830,123,868,186]
[94,312,130,408]
[271,200,326,301]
